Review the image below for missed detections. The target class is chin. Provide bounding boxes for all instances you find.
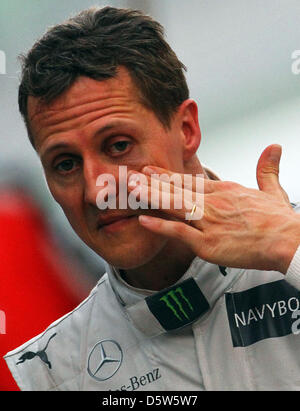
[92,233,168,270]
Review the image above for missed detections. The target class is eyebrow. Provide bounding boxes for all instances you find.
[39,123,121,161]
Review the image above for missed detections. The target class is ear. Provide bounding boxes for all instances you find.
[176,99,201,161]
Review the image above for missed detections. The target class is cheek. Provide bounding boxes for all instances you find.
[150,134,184,170]
[47,182,83,227]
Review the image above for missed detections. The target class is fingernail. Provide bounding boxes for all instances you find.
[128,173,140,188]
[139,215,154,224]
[142,166,157,175]
[269,145,282,162]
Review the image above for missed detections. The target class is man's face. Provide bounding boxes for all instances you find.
[28,67,189,269]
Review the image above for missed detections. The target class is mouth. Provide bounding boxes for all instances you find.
[97,215,138,233]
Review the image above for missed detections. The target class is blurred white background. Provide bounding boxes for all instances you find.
[0,0,299,283]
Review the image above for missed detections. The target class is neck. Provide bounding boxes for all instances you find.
[122,239,196,291]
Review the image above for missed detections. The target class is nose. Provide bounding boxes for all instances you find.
[83,156,116,208]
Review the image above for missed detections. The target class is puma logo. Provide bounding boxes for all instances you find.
[16,333,57,369]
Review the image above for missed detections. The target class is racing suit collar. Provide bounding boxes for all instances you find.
[106,258,244,336]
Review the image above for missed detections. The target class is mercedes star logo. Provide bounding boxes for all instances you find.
[87,339,123,381]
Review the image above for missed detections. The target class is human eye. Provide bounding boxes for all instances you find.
[53,156,81,175]
[105,137,132,156]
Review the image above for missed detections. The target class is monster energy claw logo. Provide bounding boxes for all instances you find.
[146,277,210,331]
[160,287,194,321]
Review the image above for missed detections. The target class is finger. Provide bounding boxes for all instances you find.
[127,172,204,224]
[256,144,291,206]
[138,215,203,253]
[128,170,184,197]
[128,170,199,203]
[142,166,214,194]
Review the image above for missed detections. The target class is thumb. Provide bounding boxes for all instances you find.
[256,144,290,205]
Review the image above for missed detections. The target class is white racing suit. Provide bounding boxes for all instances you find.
[4,203,300,391]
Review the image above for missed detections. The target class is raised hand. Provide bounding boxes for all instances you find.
[128,144,300,274]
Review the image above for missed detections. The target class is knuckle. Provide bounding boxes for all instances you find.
[219,180,239,191]
[258,165,279,176]
[176,222,187,235]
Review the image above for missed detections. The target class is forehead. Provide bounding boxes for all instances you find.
[28,66,138,113]
[27,67,143,147]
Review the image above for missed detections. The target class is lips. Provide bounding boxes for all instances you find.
[97,214,136,229]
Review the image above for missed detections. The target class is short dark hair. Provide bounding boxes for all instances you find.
[18,6,189,148]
